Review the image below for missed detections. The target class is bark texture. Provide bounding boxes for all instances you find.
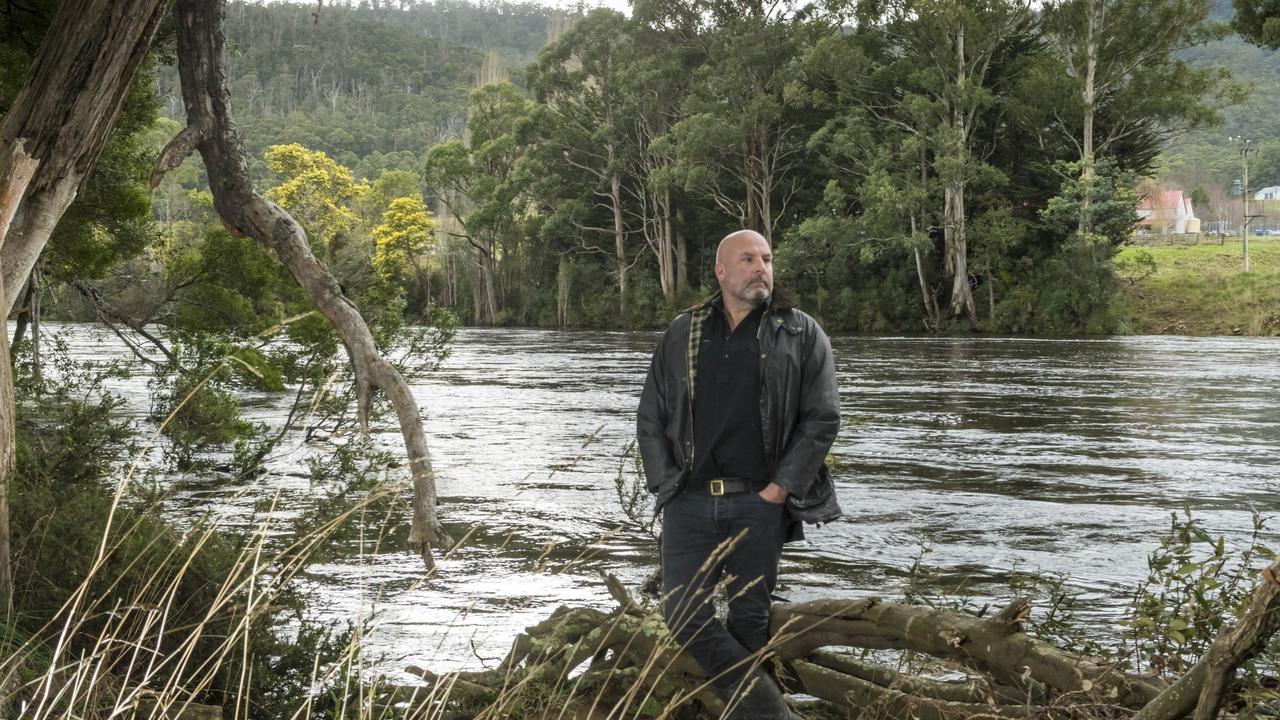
[0,142,40,612]
[168,0,452,567]
[0,0,171,314]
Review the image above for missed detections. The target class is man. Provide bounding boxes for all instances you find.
[636,229,840,719]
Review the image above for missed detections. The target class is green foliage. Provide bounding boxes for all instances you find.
[8,334,391,719]
[149,333,274,471]
[1234,0,1280,47]
[1042,158,1143,246]
[987,159,1140,334]
[373,195,436,284]
[12,333,137,490]
[164,227,304,334]
[1121,509,1275,682]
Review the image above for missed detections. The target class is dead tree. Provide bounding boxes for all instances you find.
[390,561,1280,719]
[158,0,452,567]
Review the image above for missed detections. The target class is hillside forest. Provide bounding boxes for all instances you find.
[5,0,1276,338]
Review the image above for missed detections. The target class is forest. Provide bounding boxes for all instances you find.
[14,0,1276,337]
[2,0,1280,719]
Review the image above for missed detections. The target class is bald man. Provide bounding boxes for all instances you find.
[636,230,840,718]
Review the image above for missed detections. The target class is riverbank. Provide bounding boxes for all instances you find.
[1116,239,1280,336]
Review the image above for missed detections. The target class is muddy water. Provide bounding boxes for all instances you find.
[43,325,1280,677]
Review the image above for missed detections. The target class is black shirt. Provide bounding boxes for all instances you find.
[689,301,770,489]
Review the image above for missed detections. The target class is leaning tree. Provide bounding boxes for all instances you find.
[0,0,453,615]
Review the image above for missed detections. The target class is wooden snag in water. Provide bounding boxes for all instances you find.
[393,567,1280,719]
[162,0,452,568]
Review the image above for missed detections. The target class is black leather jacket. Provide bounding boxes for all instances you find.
[636,289,841,537]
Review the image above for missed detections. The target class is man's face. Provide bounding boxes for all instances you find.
[715,234,773,306]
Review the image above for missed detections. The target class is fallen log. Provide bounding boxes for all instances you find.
[393,566,1280,719]
[793,659,1047,720]
[771,595,1165,707]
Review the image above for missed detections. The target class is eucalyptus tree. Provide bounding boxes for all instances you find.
[1041,0,1239,232]
[527,9,637,321]
[423,82,535,324]
[796,20,951,327]
[660,0,821,245]
[861,0,1036,324]
[619,13,704,304]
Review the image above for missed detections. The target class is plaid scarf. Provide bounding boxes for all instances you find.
[685,302,715,406]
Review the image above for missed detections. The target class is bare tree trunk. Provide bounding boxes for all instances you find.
[471,260,483,323]
[556,254,571,327]
[940,25,978,326]
[661,191,675,302]
[29,267,41,387]
[675,205,688,295]
[0,0,171,315]
[986,268,996,321]
[610,168,628,325]
[482,244,498,322]
[745,132,762,237]
[912,228,939,331]
[164,0,452,567]
[944,183,976,323]
[0,143,40,614]
[1079,0,1098,235]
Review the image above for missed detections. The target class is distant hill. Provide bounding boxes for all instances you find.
[158,0,566,178]
[155,0,1273,190]
[1168,0,1280,150]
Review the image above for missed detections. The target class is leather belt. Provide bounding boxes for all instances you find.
[701,477,753,496]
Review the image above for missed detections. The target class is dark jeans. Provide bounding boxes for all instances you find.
[661,489,786,695]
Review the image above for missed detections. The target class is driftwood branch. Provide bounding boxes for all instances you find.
[73,280,175,363]
[171,0,451,568]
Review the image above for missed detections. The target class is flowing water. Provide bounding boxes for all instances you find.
[41,324,1280,678]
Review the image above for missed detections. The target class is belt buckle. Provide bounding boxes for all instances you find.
[709,479,725,496]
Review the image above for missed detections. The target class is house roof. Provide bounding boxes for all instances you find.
[1137,190,1191,212]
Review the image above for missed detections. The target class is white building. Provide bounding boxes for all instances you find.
[1136,190,1197,234]
[1255,186,1280,201]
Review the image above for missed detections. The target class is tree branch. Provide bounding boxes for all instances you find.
[173,0,451,569]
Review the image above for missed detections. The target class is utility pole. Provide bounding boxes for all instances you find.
[1232,136,1259,272]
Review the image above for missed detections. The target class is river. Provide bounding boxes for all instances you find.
[43,325,1280,678]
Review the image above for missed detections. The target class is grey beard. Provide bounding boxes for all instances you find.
[745,283,771,301]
